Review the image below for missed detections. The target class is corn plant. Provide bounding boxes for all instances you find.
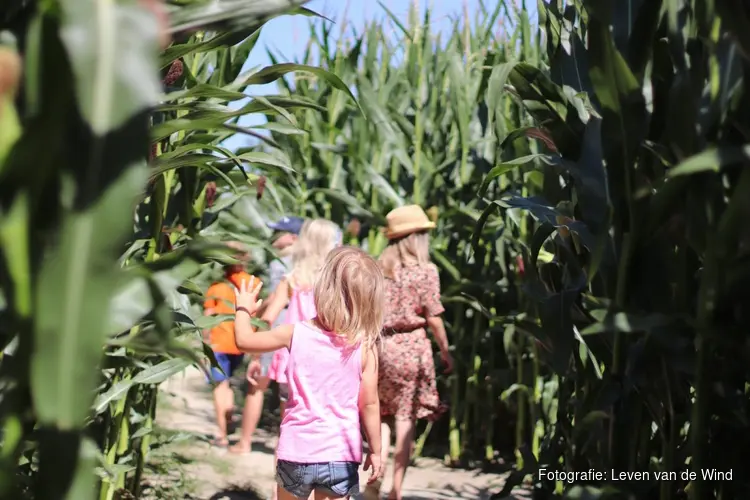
[0,0,355,498]
[482,1,750,499]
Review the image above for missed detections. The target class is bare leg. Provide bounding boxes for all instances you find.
[313,489,347,500]
[277,485,306,500]
[381,421,392,467]
[387,419,416,500]
[223,383,236,426]
[211,381,233,445]
[230,376,269,453]
[364,419,390,500]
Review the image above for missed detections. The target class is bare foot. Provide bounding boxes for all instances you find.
[228,442,251,455]
[363,482,381,500]
[211,437,229,448]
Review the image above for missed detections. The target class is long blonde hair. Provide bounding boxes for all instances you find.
[314,246,385,348]
[379,231,430,279]
[288,218,342,288]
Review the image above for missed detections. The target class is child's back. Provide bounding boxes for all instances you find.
[278,321,362,462]
[232,246,386,499]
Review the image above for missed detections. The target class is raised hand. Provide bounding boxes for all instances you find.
[234,277,263,316]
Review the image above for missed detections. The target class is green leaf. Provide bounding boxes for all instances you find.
[304,188,374,219]
[366,165,404,207]
[0,93,21,166]
[243,63,365,117]
[167,0,311,34]
[106,260,201,335]
[667,144,750,177]
[164,83,248,102]
[150,96,325,140]
[478,154,550,195]
[238,151,294,173]
[253,122,307,135]
[105,276,152,335]
[194,313,234,330]
[377,0,413,41]
[59,0,161,134]
[500,383,531,402]
[580,310,678,335]
[431,249,461,282]
[33,165,148,428]
[160,28,258,68]
[0,192,31,317]
[131,357,192,384]
[486,61,518,127]
[60,435,99,500]
[92,358,191,414]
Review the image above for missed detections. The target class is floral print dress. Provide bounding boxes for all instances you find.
[379,262,447,421]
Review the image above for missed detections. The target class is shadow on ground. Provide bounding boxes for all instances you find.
[202,484,530,500]
[205,483,265,499]
[152,369,527,500]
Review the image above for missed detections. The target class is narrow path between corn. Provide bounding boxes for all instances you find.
[151,367,529,500]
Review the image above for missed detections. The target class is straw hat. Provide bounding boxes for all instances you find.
[384,205,436,240]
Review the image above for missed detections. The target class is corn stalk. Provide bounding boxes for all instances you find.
[482,1,750,498]
[0,0,351,498]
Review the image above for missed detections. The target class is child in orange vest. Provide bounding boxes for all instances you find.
[203,242,254,447]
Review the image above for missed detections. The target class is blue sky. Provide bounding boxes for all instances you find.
[256,0,495,64]
[224,0,529,150]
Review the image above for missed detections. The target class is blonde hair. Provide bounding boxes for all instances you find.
[314,246,385,348]
[379,231,430,279]
[288,218,342,288]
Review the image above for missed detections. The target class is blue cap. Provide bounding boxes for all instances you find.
[267,216,305,235]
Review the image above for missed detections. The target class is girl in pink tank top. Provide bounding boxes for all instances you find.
[261,219,342,395]
[256,219,342,499]
[233,246,386,500]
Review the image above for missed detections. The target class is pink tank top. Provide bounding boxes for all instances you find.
[268,287,316,384]
[276,322,363,463]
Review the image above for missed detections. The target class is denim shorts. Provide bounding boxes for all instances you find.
[207,352,244,383]
[276,459,359,498]
[258,351,273,377]
[278,382,289,402]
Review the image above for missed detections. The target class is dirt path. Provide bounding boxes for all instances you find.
[144,367,529,500]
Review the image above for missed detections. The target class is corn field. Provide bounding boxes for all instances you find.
[2,0,750,499]
[256,0,750,498]
[0,0,354,498]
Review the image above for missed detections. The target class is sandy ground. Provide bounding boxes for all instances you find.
[144,367,530,500]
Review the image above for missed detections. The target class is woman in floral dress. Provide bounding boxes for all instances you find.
[366,205,454,500]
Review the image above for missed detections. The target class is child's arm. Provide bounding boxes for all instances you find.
[234,314,293,354]
[359,345,382,460]
[233,277,293,353]
[259,279,290,328]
